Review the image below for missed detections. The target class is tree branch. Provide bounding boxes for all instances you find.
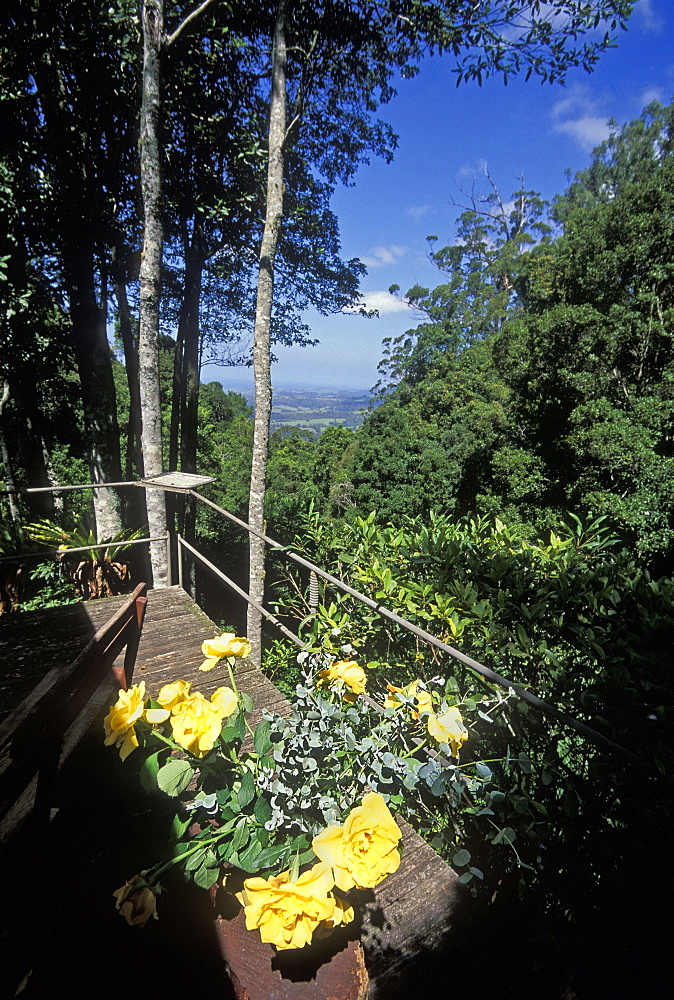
[165,0,219,48]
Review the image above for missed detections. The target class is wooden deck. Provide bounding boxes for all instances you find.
[0,587,470,999]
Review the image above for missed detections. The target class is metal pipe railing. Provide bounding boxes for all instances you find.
[188,490,646,768]
[177,535,303,648]
[0,477,645,768]
[0,536,168,564]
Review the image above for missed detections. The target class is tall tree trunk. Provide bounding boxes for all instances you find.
[62,245,123,539]
[116,279,144,480]
[247,0,287,667]
[139,0,169,588]
[180,218,204,477]
[0,381,21,523]
[180,221,204,600]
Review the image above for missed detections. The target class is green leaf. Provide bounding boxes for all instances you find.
[240,691,254,714]
[139,751,162,793]
[254,794,273,826]
[237,833,263,872]
[185,846,212,872]
[237,770,256,809]
[171,813,191,840]
[193,858,220,889]
[232,818,249,853]
[254,719,272,756]
[252,842,294,871]
[157,758,194,797]
[453,849,471,867]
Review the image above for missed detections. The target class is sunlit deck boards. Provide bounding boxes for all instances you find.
[0,586,466,998]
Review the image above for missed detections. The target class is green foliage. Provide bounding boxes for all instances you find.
[24,518,146,562]
[356,102,674,561]
[284,507,674,904]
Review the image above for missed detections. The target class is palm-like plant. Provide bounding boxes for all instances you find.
[25,519,147,600]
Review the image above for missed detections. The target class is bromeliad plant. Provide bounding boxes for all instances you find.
[106,629,524,949]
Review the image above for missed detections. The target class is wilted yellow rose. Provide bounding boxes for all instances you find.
[426,706,469,756]
[200,632,251,671]
[312,791,402,891]
[104,682,146,761]
[113,876,158,926]
[384,679,433,718]
[237,863,342,950]
[317,659,367,697]
[169,690,231,756]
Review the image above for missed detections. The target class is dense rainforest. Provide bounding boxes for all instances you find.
[1,3,673,995]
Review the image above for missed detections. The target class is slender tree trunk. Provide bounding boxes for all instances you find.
[180,219,204,477]
[116,279,144,479]
[0,381,20,522]
[247,0,287,666]
[139,0,169,588]
[62,245,123,538]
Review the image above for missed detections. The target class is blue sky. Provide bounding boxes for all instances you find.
[203,0,673,395]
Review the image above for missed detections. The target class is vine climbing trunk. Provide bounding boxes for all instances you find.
[247,0,287,667]
[138,0,169,588]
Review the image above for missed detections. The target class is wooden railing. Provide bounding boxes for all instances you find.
[0,582,147,845]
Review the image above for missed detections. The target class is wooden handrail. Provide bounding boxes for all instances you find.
[0,583,148,846]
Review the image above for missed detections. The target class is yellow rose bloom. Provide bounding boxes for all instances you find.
[157,679,192,711]
[210,685,238,717]
[104,682,146,761]
[317,659,367,697]
[426,706,469,757]
[199,632,251,671]
[143,706,171,725]
[237,863,340,951]
[113,876,158,926]
[312,791,402,891]
[169,691,231,757]
[384,679,433,718]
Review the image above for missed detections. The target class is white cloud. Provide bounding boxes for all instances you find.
[636,0,664,33]
[550,88,615,152]
[345,290,412,315]
[640,86,665,105]
[406,204,431,223]
[456,158,488,180]
[359,244,407,268]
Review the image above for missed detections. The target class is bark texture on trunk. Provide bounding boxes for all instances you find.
[179,220,204,478]
[62,245,123,538]
[247,1,287,667]
[116,280,143,480]
[0,381,20,522]
[139,0,169,588]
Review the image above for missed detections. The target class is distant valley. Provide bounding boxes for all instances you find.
[237,386,372,436]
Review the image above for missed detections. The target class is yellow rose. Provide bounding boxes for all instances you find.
[426,706,469,757]
[199,632,251,671]
[237,863,341,951]
[143,679,192,725]
[113,876,158,926]
[104,682,146,761]
[314,894,355,938]
[157,679,192,710]
[312,791,402,891]
[384,679,433,718]
[317,659,367,697]
[210,685,238,717]
[169,691,231,757]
